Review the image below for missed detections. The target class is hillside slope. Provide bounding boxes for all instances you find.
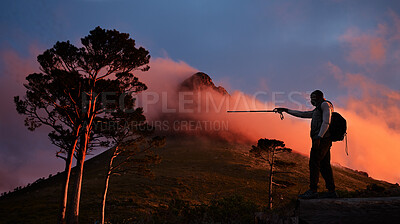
[0,136,398,223]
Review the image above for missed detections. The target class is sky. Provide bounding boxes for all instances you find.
[0,0,400,193]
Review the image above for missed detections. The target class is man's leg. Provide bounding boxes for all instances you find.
[309,138,332,191]
[320,140,335,192]
[298,144,322,199]
[309,145,320,192]
[300,138,332,199]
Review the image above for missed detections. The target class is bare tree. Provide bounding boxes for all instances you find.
[101,136,164,224]
[95,105,165,224]
[15,68,84,224]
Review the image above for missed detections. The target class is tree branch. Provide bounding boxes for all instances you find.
[272,181,287,188]
[272,171,292,174]
[56,151,67,161]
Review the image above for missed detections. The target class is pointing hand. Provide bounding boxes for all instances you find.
[273,108,288,113]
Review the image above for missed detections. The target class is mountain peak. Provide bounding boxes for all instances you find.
[179,72,229,95]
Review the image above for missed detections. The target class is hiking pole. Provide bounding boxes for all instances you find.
[227,110,284,120]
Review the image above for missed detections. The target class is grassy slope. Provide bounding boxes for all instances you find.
[0,136,398,223]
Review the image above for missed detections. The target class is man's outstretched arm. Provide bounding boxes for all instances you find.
[274,108,313,118]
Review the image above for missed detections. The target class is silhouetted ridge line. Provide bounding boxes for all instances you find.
[179,72,229,96]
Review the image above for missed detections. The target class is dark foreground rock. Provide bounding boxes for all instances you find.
[297,196,400,224]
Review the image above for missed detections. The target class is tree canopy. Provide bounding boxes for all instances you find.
[15,26,153,224]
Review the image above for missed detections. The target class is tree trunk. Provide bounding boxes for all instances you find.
[58,127,81,224]
[268,150,275,210]
[268,164,273,210]
[67,87,96,224]
[101,147,118,224]
[57,149,74,224]
[68,131,89,224]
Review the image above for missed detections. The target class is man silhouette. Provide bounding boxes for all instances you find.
[274,90,338,199]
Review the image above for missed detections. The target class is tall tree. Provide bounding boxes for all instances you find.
[250,139,292,210]
[15,68,84,224]
[15,27,150,224]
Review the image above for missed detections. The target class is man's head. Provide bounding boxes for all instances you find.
[310,90,324,106]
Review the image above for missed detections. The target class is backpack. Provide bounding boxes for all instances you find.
[318,101,347,142]
[330,112,347,142]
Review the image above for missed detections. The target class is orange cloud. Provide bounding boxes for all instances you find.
[326,62,400,131]
[135,57,198,121]
[136,57,400,185]
[334,108,400,183]
[2,47,399,195]
[326,62,400,183]
[339,10,400,67]
[339,27,387,65]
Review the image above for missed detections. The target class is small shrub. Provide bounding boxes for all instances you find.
[367,184,385,192]
[149,195,260,223]
[206,195,259,223]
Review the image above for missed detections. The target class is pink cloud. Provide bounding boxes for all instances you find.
[339,10,400,67]
[135,57,400,185]
[1,45,399,195]
[0,47,63,193]
[339,27,387,65]
[326,62,400,183]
